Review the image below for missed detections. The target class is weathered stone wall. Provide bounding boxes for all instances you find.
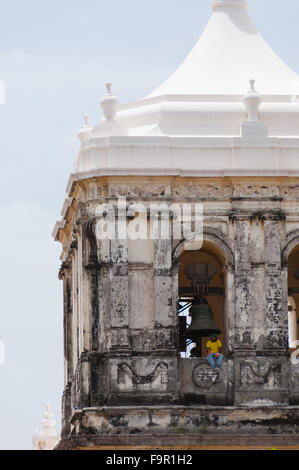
[57,177,299,437]
[66,404,299,441]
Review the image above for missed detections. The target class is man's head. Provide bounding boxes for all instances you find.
[210,333,217,342]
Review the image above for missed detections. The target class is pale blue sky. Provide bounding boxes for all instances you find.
[0,0,299,449]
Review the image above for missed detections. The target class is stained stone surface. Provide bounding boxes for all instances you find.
[56,177,299,444]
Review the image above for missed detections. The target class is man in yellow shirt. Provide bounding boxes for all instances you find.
[206,334,223,369]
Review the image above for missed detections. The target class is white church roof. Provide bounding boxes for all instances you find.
[113,0,299,138]
[148,0,298,97]
[53,0,299,243]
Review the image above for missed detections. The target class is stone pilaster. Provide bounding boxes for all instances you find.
[225,264,236,354]
[233,214,255,355]
[61,383,72,438]
[263,214,288,355]
[109,237,130,352]
[153,236,176,352]
[59,262,73,385]
[83,219,101,352]
[249,215,266,353]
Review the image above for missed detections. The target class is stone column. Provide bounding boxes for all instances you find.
[263,214,288,355]
[225,263,236,354]
[59,262,73,386]
[249,215,266,353]
[153,234,176,352]
[235,213,290,406]
[233,214,255,355]
[59,261,74,433]
[70,244,79,371]
[83,219,101,352]
[109,236,130,352]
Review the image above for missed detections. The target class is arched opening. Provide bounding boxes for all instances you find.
[177,240,227,358]
[287,245,299,352]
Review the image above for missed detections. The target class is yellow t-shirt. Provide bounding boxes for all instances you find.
[206,339,222,354]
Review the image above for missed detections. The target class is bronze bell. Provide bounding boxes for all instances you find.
[184,297,221,340]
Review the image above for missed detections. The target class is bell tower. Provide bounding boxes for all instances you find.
[54,0,299,450]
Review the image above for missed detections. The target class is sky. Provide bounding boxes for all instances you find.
[0,0,299,450]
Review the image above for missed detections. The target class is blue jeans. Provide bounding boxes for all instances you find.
[207,353,223,369]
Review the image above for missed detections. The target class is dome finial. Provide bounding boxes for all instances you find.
[105,82,112,94]
[77,113,91,144]
[84,114,90,127]
[249,79,256,92]
[90,83,128,138]
[100,82,119,121]
[241,79,267,137]
[243,78,262,122]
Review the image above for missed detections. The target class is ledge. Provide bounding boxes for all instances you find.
[56,432,299,450]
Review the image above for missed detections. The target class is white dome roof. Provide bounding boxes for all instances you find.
[115,1,299,138]
[53,0,299,241]
[148,0,298,97]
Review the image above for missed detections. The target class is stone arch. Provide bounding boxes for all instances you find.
[284,231,299,353]
[173,227,234,266]
[174,228,234,358]
[282,229,299,265]
[288,296,297,349]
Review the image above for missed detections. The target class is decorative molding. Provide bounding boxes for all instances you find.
[233,185,280,198]
[109,183,170,198]
[240,362,282,387]
[192,364,222,388]
[117,362,168,386]
[111,328,130,349]
[280,184,299,198]
[130,330,154,352]
[173,184,232,199]
[155,328,175,349]
[87,184,103,201]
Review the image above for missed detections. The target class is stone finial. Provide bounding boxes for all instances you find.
[77,113,91,144]
[91,82,128,138]
[100,82,120,121]
[243,79,262,122]
[241,79,267,138]
[105,82,112,94]
[212,0,247,11]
